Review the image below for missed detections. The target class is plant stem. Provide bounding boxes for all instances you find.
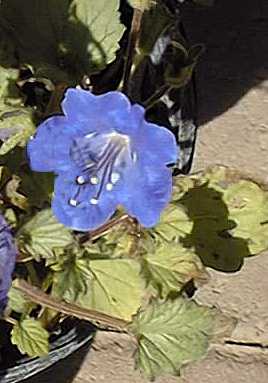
[143,84,171,110]
[79,213,131,245]
[122,8,143,94]
[15,280,130,332]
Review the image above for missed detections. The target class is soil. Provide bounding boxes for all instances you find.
[74,1,268,382]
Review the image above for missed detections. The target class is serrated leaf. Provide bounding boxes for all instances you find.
[11,318,49,357]
[52,255,92,302]
[142,242,205,297]
[202,166,268,255]
[153,203,193,241]
[67,0,125,73]
[131,298,233,379]
[0,107,35,155]
[7,281,32,313]
[176,166,268,269]
[18,209,73,260]
[79,259,144,321]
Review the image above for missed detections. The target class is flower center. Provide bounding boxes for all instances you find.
[69,132,136,206]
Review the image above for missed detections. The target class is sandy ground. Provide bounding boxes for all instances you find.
[73,1,268,382]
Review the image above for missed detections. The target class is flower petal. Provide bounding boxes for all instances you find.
[120,162,173,227]
[27,116,73,173]
[0,215,17,312]
[52,173,118,231]
[133,119,178,166]
[62,89,132,135]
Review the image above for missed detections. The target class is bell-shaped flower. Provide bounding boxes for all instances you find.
[0,215,17,312]
[27,89,177,231]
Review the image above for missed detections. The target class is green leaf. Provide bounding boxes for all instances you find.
[153,203,193,241]
[0,1,69,70]
[7,282,30,313]
[52,254,92,302]
[138,2,173,57]
[0,107,35,155]
[0,66,20,101]
[11,318,49,357]
[66,0,125,73]
[17,209,73,260]
[128,0,155,10]
[131,298,232,379]
[172,166,268,271]
[202,166,268,255]
[142,242,205,297]
[79,259,144,321]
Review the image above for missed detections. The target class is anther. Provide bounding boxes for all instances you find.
[90,176,99,185]
[90,198,99,205]
[77,176,85,185]
[111,172,120,184]
[106,183,113,191]
[69,199,78,207]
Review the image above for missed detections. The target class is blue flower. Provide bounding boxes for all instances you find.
[0,215,17,313]
[27,89,177,231]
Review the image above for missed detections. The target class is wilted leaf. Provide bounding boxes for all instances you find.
[11,318,49,357]
[79,259,144,321]
[142,241,205,297]
[52,255,92,302]
[5,175,28,210]
[153,203,193,241]
[101,220,140,258]
[17,209,73,260]
[131,298,233,379]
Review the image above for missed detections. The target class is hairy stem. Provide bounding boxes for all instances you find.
[15,280,130,332]
[122,8,143,94]
[79,213,131,244]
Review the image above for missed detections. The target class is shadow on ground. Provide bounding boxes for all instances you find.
[183,0,268,125]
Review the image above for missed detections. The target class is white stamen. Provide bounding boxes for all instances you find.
[30,135,34,140]
[90,176,99,185]
[90,198,99,205]
[106,183,113,191]
[111,172,120,184]
[69,199,78,207]
[77,175,85,185]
